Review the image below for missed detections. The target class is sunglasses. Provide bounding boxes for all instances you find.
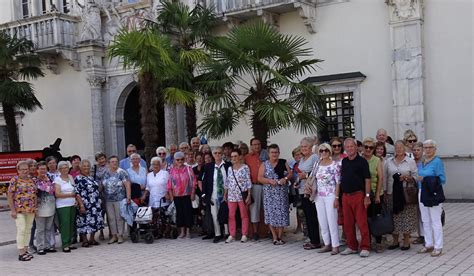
[158,152,166,155]
[407,139,417,143]
[331,144,342,148]
[364,145,374,150]
[319,149,330,153]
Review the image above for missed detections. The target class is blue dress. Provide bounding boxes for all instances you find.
[263,160,290,227]
[75,175,104,234]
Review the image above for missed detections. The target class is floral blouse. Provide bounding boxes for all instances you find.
[315,161,341,197]
[8,176,37,213]
[167,166,196,197]
[224,165,252,202]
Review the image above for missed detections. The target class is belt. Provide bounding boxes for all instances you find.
[343,191,364,196]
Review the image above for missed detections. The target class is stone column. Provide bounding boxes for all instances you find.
[387,0,425,141]
[87,76,106,153]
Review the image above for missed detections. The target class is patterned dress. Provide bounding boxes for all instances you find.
[263,160,289,227]
[75,175,104,234]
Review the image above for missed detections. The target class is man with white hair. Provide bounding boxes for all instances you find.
[376,129,395,158]
[190,137,201,153]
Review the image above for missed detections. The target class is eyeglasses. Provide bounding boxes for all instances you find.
[319,149,330,153]
[158,152,166,156]
[423,146,435,149]
[364,145,374,150]
[407,139,417,143]
[331,144,342,148]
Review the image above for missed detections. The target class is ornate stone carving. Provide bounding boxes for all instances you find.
[257,10,279,28]
[293,2,317,34]
[77,0,102,41]
[87,76,106,88]
[386,0,422,21]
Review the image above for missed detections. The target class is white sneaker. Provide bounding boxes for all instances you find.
[340,248,358,255]
[241,235,248,243]
[359,250,370,258]
[225,236,235,243]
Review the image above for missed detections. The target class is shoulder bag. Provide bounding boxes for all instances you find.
[232,168,254,205]
[367,203,394,236]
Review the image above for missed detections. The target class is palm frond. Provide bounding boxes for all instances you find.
[0,80,42,110]
[198,108,240,139]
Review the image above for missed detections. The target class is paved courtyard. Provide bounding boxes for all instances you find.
[0,201,473,275]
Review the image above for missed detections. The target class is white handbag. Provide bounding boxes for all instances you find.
[135,206,153,223]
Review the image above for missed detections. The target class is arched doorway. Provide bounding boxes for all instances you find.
[123,85,166,153]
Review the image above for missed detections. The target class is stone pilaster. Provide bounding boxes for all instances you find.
[87,76,106,153]
[387,0,425,141]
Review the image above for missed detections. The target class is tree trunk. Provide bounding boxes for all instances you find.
[252,110,269,149]
[138,72,159,165]
[2,103,20,151]
[164,104,178,147]
[156,96,166,147]
[185,103,197,142]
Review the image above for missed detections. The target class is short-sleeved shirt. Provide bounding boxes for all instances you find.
[127,166,147,188]
[119,157,147,170]
[35,176,56,217]
[54,176,76,208]
[244,150,268,184]
[92,164,108,183]
[146,170,170,208]
[315,161,341,197]
[103,168,130,202]
[297,154,319,194]
[418,156,446,189]
[340,155,371,194]
[8,176,37,213]
[167,166,196,197]
[224,165,252,202]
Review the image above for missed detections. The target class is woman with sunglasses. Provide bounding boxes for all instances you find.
[362,138,385,253]
[156,147,171,171]
[312,143,341,255]
[403,130,418,159]
[330,137,346,164]
[167,151,196,238]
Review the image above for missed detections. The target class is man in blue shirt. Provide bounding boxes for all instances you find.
[119,144,146,170]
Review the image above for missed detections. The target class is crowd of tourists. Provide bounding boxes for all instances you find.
[6,129,446,262]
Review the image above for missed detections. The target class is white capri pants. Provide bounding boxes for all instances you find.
[419,191,443,249]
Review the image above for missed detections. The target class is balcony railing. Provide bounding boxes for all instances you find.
[203,0,317,15]
[0,12,79,52]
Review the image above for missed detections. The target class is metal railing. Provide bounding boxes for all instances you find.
[0,12,79,51]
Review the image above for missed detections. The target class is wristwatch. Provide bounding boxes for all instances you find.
[365,193,370,197]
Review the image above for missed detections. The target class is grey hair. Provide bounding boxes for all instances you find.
[344,137,357,147]
[25,158,37,166]
[130,153,141,159]
[16,160,29,170]
[79,159,91,167]
[413,141,423,149]
[300,137,314,146]
[150,156,162,165]
[156,146,167,155]
[423,139,437,148]
[57,161,70,170]
[394,140,406,147]
[190,137,200,143]
[212,146,223,153]
[179,142,189,148]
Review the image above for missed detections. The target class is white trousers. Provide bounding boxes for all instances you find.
[419,191,443,249]
[210,198,228,237]
[315,194,340,247]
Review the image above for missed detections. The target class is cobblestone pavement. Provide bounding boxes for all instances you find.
[1,202,473,275]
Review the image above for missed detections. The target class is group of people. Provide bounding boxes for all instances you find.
[7,129,446,262]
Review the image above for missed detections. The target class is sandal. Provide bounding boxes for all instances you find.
[273,240,279,245]
[63,247,71,253]
[278,239,286,245]
[18,253,32,261]
[303,243,320,250]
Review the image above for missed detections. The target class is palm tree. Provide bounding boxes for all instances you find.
[0,31,44,151]
[198,22,324,147]
[108,28,195,163]
[154,1,216,142]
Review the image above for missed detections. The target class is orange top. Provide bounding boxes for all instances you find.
[244,152,262,184]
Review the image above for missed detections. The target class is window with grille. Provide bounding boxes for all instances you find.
[0,126,10,152]
[321,92,355,139]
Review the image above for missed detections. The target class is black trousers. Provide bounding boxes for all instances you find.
[174,196,193,228]
[301,196,320,245]
[367,195,384,243]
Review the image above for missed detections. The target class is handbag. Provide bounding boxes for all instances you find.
[367,204,394,237]
[217,201,229,225]
[135,206,153,223]
[232,168,254,205]
[307,160,320,202]
[403,181,418,204]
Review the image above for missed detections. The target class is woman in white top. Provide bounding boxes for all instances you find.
[54,161,84,253]
[142,157,170,209]
[312,143,341,255]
